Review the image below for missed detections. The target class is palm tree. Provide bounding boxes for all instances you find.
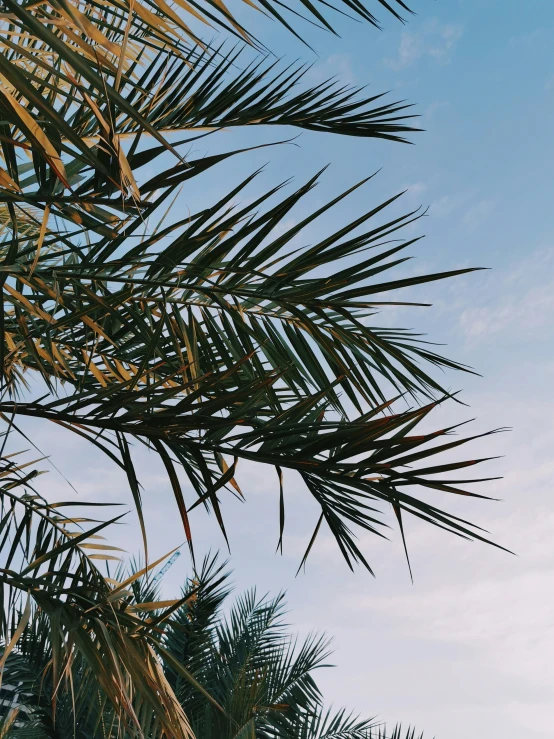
[0,0,504,734]
[0,460,198,738]
[0,555,424,739]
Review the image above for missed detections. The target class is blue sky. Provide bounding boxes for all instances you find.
[18,1,554,737]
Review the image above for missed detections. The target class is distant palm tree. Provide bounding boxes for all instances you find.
[0,556,423,739]
[0,0,504,734]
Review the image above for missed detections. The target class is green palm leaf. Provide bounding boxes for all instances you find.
[0,0,501,598]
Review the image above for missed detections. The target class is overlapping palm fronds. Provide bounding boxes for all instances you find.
[0,171,503,573]
[0,0,415,55]
[0,0,500,573]
[0,450,209,738]
[1,555,425,738]
[0,0,502,735]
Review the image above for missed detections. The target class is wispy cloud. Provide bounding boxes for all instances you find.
[401,181,427,201]
[428,193,493,228]
[509,28,544,48]
[430,193,465,218]
[461,281,554,339]
[462,198,495,230]
[308,54,355,86]
[295,377,554,739]
[424,101,450,119]
[459,247,554,339]
[385,20,463,71]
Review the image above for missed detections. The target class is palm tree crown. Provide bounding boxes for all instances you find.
[1,556,423,739]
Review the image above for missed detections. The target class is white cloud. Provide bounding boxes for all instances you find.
[462,198,495,230]
[461,284,554,338]
[292,376,554,739]
[401,181,427,201]
[424,100,449,119]
[391,32,423,70]
[459,247,554,339]
[429,192,492,224]
[308,54,355,86]
[430,193,463,218]
[386,20,463,71]
[509,28,544,49]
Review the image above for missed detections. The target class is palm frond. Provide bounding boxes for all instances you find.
[0,447,200,738]
[0,0,501,576]
[0,167,500,571]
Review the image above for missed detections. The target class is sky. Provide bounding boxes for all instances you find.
[13,1,554,737]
